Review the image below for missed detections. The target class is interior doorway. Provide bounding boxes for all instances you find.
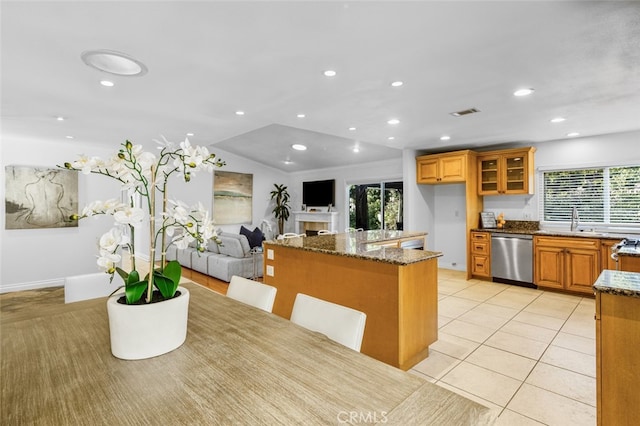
[348,181,403,231]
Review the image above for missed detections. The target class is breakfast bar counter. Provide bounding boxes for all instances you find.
[264,231,442,370]
[1,282,491,425]
[593,270,640,425]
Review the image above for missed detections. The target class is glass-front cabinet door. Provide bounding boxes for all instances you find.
[479,155,500,194]
[477,148,535,195]
[504,153,526,193]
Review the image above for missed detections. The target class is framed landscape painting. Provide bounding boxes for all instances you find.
[5,165,78,229]
[213,171,252,224]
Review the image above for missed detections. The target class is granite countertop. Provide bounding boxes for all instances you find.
[618,245,640,257]
[266,230,442,265]
[593,269,640,298]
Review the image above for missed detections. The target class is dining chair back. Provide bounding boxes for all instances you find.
[290,293,367,351]
[227,275,277,313]
[317,230,334,235]
[64,272,123,303]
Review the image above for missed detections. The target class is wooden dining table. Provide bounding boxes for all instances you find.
[1,282,492,425]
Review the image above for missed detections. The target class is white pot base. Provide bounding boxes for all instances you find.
[106,286,190,360]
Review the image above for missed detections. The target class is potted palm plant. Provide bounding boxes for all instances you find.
[62,137,224,359]
[270,183,290,236]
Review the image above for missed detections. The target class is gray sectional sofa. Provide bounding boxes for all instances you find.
[166,232,263,282]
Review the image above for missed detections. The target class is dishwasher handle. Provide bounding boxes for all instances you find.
[491,233,533,240]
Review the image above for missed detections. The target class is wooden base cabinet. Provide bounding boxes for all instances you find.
[595,291,640,425]
[470,231,491,278]
[534,236,600,295]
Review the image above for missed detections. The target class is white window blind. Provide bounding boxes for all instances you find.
[541,165,640,225]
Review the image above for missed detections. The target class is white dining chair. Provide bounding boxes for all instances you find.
[227,275,277,313]
[290,293,367,352]
[64,272,123,303]
[317,229,333,235]
[279,232,304,239]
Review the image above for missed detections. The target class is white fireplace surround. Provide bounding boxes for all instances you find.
[294,211,339,234]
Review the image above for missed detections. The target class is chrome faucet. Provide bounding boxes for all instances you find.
[570,207,580,231]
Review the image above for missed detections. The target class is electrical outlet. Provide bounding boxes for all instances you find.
[267,249,274,260]
[266,265,274,276]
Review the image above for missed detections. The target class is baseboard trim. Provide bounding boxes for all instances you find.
[0,279,64,294]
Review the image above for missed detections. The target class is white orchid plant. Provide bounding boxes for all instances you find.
[62,138,224,304]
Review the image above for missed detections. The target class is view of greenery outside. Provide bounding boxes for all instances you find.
[543,165,640,224]
[349,182,403,230]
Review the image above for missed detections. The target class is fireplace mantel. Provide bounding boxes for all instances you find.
[293,211,339,234]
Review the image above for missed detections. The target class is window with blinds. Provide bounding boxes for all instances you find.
[541,165,640,225]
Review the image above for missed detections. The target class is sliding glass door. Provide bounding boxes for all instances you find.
[348,181,403,230]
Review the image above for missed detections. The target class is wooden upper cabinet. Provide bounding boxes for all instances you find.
[477,147,535,195]
[416,151,469,184]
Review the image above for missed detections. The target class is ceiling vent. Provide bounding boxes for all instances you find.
[450,108,480,117]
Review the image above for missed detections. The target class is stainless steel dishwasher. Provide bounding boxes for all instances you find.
[491,233,534,288]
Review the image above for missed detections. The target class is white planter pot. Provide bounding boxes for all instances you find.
[106,286,190,360]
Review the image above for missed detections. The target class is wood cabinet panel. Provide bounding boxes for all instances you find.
[477,147,535,195]
[596,292,640,425]
[416,151,467,184]
[619,255,640,272]
[534,236,599,295]
[470,231,491,278]
[600,239,619,271]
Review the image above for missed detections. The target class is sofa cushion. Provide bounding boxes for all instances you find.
[240,226,265,249]
[218,233,251,258]
[207,239,220,254]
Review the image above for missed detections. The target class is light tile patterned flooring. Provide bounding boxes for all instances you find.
[409,269,596,425]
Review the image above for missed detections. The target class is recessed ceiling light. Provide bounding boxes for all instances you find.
[235,111,245,116]
[81,49,148,76]
[391,81,403,87]
[56,116,65,121]
[100,80,114,87]
[440,135,451,141]
[388,136,395,140]
[323,70,337,77]
[567,132,580,137]
[283,160,293,165]
[353,147,360,153]
[292,144,307,151]
[186,132,194,137]
[297,113,306,118]
[349,127,356,131]
[513,88,534,97]
[550,117,566,123]
[66,136,74,139]
[387,118,400,125]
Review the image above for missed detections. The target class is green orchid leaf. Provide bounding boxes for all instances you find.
[126,270,140,285]
[124,280,147,304]
[153,273,176,299]
[163,261,182,287]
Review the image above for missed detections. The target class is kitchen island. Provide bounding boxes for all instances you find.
[263,230,441,370]
[593,270,640,425]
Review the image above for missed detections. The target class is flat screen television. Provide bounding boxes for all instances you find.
[302,179,335,207]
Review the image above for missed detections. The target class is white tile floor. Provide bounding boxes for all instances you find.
[410,269,596,425]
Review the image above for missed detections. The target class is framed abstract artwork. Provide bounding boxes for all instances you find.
[213,171,253,225]
[5,165,78,229]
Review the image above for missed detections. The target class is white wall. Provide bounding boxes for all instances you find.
[168,147,290,237]
[406,130,639,273]
[1,136,120,291]
[483,130,640,224]
[289,158,403,233]
[0,139,289,292]
[3,130,637,290]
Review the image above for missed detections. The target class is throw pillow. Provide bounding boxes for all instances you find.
[240,225,265,249]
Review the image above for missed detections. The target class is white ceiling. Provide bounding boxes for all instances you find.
[2,1,640,172]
